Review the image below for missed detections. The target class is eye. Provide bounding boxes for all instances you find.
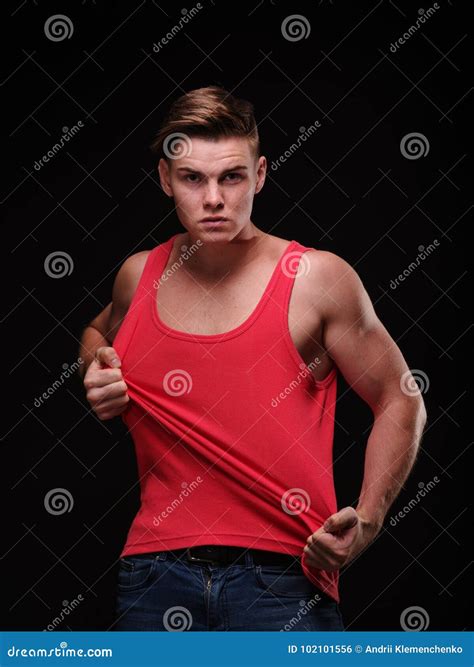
[224,172,243,182]
[184,174,200,182]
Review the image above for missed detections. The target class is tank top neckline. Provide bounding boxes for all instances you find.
[150,234,299,342]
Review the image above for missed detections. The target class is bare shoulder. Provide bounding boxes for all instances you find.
[118,250,151,281]
[304,248,360,285]
[113,250,151,301]
[302,248,374,321]
[269,234,359,289]
[108,249,151,330]
[268,236,366,310]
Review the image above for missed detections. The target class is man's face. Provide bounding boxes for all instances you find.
[158,136,266,242]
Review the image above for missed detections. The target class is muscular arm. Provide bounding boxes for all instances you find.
[311,250,427,534]
[78,251,150,379]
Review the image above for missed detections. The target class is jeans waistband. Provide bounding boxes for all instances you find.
[132,545,302,568]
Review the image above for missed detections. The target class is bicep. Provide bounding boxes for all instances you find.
[109,250,151,342]
[88,302,113,342]
[87,251,148,344]
[319,255,410,413]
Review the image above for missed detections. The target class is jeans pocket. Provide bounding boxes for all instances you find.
[117,555,157,592]
[255,564,325,599]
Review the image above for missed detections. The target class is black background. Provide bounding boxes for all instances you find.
[2,0,472,631]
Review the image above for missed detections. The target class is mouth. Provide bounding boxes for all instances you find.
[199,217,228,225]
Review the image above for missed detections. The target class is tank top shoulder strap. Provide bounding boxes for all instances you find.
[112,236,176,360]
[270,238,314,297]
[259,238,314,337]
[145,232,183,292]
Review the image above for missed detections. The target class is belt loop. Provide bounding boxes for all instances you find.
[244,549,254,569]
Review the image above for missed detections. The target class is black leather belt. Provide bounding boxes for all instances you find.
[167,545,302,568]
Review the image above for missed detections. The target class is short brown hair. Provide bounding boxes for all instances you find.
[151,85,260,160]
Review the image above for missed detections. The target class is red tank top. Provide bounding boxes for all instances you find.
[112,234,340,603]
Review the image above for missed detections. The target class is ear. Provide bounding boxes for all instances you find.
[254,155,267,195]
[158,158,173,197]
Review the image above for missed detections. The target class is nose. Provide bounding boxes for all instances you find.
[203,181,224,209]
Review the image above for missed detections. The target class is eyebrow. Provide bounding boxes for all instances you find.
[176,165,249,174]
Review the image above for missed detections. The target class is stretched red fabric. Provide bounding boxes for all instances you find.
[113,234,340,602]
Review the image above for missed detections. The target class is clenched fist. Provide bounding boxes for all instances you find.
[303,507,380,572]
[83,346,129,421]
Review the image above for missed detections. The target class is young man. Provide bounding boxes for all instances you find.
[78,86,427,631]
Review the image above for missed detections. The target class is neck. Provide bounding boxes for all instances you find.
[183,224,268,278]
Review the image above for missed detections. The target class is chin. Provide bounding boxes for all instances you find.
[194,225,234,240]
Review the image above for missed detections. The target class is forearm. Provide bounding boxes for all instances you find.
[356,397,427,533]
[78,326,110,380]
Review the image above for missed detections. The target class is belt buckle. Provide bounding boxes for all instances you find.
[185,547,220,565]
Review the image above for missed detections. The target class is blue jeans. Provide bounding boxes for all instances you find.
[113,550,344,631]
